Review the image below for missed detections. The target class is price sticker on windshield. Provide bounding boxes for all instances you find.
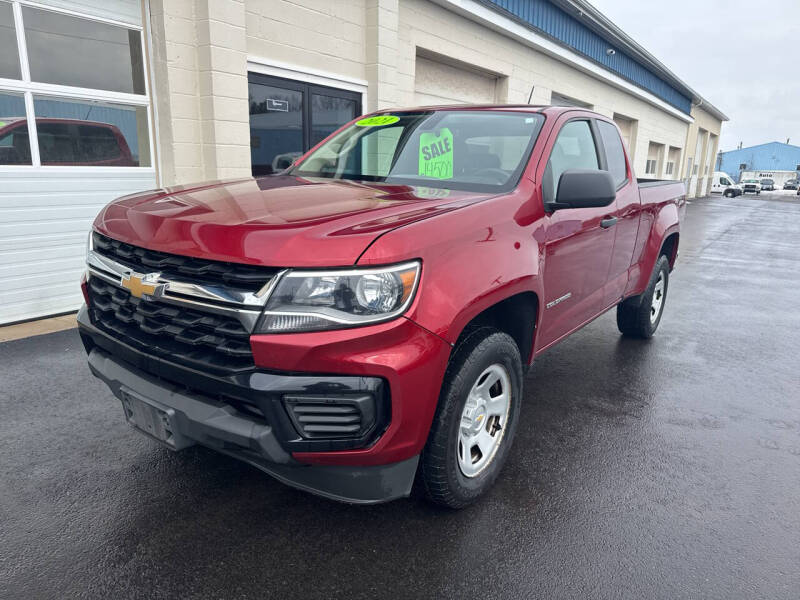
[356,115,400,127]
[418,128,453,180]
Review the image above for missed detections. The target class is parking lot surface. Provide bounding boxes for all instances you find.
[1,192,799,599]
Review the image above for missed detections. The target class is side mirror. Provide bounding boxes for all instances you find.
[549,169,616,210]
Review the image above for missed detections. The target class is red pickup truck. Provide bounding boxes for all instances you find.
[79,106,685,507]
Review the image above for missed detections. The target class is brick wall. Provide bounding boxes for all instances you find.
[148,0,722,188]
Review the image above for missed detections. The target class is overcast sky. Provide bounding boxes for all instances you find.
[589,0,800,151]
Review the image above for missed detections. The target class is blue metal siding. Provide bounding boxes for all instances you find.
[718,143,800,182]
[484,0,693,114]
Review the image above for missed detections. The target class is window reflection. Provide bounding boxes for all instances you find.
[24,6,145,94]
[0,2,21,80]
[33,96,150,166]
[249,83,303,175]
[311,94,357,146]
[0,93,31,165]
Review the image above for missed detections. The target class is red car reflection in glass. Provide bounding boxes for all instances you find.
[0,117,136,166]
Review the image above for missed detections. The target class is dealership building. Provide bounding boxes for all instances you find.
[0,0,727,324]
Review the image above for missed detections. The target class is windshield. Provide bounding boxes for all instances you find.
[289,110,545,192]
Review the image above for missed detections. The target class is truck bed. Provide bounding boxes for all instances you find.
[636,178,683,188]
[636,178,686,206]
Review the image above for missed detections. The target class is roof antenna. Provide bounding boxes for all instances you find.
[527,83,535,105]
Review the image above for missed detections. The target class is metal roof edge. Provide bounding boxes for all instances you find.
[720,141,800,154]
[550,0,729,121]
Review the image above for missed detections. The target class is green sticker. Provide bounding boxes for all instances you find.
[0,121,6,128]
[356,115,400,127]
[418,128,453,180]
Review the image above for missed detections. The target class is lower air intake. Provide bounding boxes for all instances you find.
[284,395,377,439]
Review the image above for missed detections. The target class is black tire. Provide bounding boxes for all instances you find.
[724,190,733,198]
[616,255,670,338]
[756,191,760,195]
[420,327,523,508]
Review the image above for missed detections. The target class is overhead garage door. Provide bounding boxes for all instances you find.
[0,0,155,325]
[414,55,498,106]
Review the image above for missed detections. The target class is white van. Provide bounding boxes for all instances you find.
[711,172,742,197]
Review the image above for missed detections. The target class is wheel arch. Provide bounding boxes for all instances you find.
[632,201,680,294]
[450,290,539,365]
[660,231,679,270]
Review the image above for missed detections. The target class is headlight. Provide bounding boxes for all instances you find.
[256,261,420,333]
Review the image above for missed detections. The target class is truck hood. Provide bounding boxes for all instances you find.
[94,175,490,267]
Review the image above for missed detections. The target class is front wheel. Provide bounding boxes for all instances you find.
[724,190,733,198]
[616,255,670,338]
[420,328,523,508]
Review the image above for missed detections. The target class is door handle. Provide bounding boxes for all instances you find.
[600,216,618,229]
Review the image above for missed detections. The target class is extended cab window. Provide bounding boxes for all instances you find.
[543,120,599,203]
[596,120,628,187]
[76,125,122,162]
[290,110,545,193]
[37,122,76,164]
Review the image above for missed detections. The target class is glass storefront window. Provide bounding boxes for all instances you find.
[33,96,150,166]
[0,92,31,165]
[310,93,358,147]
[249,83,304,176]
[23,6,145,94]
[248,73,363,176]
[0,2,22,80]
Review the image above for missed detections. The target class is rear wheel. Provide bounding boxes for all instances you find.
[420,328,522,508]
[616,255,670,338]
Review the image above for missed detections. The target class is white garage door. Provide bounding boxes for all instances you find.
[414,56,498,106]
[0,0,155,325]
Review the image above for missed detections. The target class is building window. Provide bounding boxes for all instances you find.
[692,164,699,175]
[665,161,674,175]
[645,159,657,175]
[0,2,21,79]
[248,73,362,176]
[0,2,152,168]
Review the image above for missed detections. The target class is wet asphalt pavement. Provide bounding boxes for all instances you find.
[1,192,799,599]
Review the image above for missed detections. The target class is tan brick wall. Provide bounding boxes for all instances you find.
[396,0,690,178]
[149,0,251,186]
[148,0,724,189]
[246,0,367,82]
[684,105,723,196]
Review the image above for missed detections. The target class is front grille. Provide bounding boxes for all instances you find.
[87,276,254,374]
[92,232,278,292]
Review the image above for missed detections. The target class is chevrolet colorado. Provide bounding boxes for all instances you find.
[78,106,685,507]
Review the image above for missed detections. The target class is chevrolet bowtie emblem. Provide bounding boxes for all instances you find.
[121,272,165,300]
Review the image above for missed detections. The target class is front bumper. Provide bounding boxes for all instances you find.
[85,343,419,504]
[78,304,451,503]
